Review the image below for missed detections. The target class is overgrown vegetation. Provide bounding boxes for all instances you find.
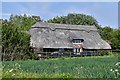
[99,27,120,49]
[1,14,37,61]
[2,56,119,78]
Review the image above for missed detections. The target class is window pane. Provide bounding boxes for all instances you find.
[72,39,83,43]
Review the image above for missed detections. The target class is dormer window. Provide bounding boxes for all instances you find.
[72,39,84,44]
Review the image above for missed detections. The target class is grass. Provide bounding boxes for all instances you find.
[0,61,2,79]
[2,55,119,78]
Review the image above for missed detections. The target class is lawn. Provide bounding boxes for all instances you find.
[2,55,119,78]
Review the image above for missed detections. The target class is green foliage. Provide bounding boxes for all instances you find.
[1,14,37,61]
[110,29,120,49]
[99,26,113,40]
[96,50,112,56]
[110,62,120,78]
[9,14,36,31]
[47,13,99,27]
[2,56,118,78]
[98,26,120,50]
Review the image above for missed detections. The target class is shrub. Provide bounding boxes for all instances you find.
[96,50,112,56]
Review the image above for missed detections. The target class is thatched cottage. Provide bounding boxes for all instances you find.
[29,22,111,55]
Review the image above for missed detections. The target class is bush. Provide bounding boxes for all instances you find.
[96,50,112,56]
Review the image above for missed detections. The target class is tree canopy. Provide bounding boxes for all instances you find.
[1,14,37,60]
[110,29,120,49]
[47,13,99,27]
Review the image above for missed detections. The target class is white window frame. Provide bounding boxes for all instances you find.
[72,39,83,44]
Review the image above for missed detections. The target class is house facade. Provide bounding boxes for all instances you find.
[29,22,111,56]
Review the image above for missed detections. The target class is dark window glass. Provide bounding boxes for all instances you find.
[72,39,83,43]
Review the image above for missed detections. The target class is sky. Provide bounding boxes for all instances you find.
[1,2,118,28]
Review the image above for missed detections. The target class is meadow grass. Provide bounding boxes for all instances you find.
[0,61,2,79]
[2,55,119,78]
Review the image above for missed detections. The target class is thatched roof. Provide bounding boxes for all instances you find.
[29,22,111,49]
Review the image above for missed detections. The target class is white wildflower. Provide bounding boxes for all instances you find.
[9,69,13,72]
[110,69,113,71]
[12,73,15,76]
[115,69,118,72]
[115,62,120,66]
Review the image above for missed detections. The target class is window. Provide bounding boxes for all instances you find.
[73,48,80,53]
[72,39,84,44]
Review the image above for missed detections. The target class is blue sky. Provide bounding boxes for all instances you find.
[2,2,118,28]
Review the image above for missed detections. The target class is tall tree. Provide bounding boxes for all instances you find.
[97,26,120,49]
[110,29,120,49]
[47,13,99,27]
[100,26,113,40]
[2,14,37,60]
